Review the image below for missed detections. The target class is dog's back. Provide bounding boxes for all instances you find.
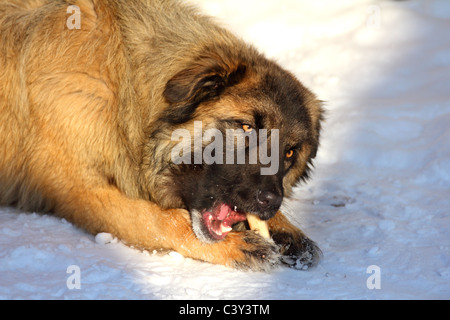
[0,0,119,211]
[0,0,51,209]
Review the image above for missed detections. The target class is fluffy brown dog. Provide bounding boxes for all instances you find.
[0,0,323,271]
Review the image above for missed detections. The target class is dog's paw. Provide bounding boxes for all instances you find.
[225,231,280,272]
[272,231,322,270]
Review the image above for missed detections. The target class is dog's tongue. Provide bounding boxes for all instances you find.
[216,204,232,221]
[203,204,247,240]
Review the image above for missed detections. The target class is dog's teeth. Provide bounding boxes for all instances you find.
[221,224,233,233]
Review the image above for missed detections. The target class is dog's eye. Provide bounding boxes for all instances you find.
[286,149,295,159]
[242,124,253,133]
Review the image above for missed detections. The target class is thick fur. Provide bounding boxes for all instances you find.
[0,0,323,271]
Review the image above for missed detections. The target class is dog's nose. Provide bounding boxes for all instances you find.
[257,190,283,210]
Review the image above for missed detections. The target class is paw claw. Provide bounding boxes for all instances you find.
[273,231,322,271]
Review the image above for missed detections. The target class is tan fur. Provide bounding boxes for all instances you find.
[0,0,322,270]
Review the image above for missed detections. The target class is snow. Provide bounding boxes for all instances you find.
[1,0,449,300]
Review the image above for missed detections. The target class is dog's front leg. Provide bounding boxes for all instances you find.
[54,186,278,271]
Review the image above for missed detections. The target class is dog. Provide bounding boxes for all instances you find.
[0,0,323,271]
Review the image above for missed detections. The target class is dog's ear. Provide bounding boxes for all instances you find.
[162,57,246,124]
[164,65,224,105]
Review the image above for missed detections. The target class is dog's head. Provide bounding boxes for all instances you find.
[156,45,323,243]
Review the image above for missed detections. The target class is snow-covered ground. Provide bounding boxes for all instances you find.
[1,0,449,300]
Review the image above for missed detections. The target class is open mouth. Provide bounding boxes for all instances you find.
[202,203,248,241]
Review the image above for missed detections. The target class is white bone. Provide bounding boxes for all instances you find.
[247,214,270,239]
